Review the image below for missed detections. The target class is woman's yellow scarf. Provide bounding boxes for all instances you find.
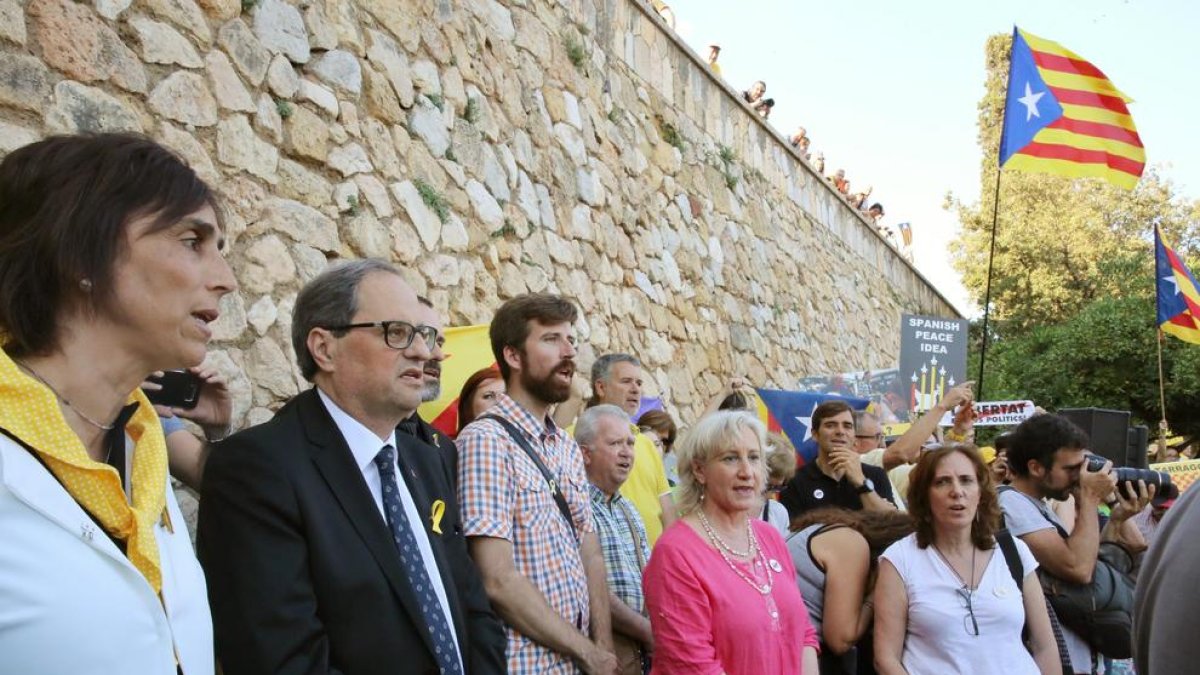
[0,349,167,593]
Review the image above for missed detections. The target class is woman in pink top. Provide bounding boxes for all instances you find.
[644,411,819,674]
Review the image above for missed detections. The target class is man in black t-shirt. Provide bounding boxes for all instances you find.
[780,400,896,519]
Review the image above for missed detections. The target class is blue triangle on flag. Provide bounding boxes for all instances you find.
[757,389,870,464]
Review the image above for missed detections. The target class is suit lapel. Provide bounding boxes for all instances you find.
[299,391,443,662]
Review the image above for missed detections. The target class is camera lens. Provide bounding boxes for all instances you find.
[1083,453,1177,500]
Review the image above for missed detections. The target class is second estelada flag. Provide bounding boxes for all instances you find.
[1155,226,1200,345]
[999,27,1145,189]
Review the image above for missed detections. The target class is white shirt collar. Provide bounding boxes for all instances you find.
[316,388,398,471]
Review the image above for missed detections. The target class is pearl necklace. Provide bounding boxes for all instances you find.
[698,511,783,630]
[697,506,756,559]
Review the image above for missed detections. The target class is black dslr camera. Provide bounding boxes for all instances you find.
[1085,453,1178,501]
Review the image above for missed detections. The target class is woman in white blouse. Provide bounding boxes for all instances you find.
[874,444,1059,675]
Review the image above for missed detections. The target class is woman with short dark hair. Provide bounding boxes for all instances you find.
[0,133,236,674]
[874,445,1059,674]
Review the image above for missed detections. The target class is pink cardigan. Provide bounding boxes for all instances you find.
[644,518,819,675]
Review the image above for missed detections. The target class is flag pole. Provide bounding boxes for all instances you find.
[1155,330,1170,461]
[976,168,1003,402]
[977,34,1016,402]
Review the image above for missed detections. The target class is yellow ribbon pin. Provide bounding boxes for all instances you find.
[430,499,445,534]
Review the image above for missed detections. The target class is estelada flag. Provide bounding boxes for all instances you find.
[999,27,1144,189]
[1155,226,1200,345]
[417,324,495,436]
[755,388,870,466]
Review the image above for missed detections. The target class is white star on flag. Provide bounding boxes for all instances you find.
[1018,82,1045,121]
[1163,273,1180,295]
[794,401,821,443]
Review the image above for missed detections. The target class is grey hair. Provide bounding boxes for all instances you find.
[674,410,767,515]
[853,409,879,428]
[590,353,640,385]
[292,258,402,381]
[575,404,630,448]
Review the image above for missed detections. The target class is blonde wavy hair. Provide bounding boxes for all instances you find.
[674,410,768,515]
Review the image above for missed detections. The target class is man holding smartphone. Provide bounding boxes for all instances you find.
[145,366,233,491]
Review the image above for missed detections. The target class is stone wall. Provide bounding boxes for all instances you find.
[0,0,957,427]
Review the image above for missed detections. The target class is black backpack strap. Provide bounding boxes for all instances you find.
[998,527,1072,675]
[478,414,577,537]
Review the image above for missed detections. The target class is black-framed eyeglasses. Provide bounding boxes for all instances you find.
[955,586,980,636]
[324,320,439,350]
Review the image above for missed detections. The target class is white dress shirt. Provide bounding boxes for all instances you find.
[318,389,463,671]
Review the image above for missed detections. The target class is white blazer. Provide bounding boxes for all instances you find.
[0,435,213,674]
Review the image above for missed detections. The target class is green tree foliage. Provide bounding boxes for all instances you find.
[948,34,1199,334]
[954,34,1200,438]
[980,293,1200,441]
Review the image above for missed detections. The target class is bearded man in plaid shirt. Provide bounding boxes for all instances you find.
[458,294,617,675]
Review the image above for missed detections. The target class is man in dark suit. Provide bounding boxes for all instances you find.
[198,259,506,675]
[401,296,457,485]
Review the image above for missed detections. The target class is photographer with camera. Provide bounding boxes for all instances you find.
[999,414,1156,674]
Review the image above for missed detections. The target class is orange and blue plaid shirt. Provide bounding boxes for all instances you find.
[457,394,593,674]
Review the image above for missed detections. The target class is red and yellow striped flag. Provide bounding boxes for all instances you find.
[999,27,1144,189]
[417,324,495,437]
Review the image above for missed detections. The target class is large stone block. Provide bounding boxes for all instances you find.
[46,80,143,134]
[131,17,203,68]
[253,0,310,64]
[219,18,271,86]
[0,55,51,113]
[149,71,218,127]
[217,115,279,182]
[29,0,147,93]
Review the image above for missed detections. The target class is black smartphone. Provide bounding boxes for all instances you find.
[143,370,202,410]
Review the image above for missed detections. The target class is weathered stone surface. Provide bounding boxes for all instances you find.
[255,92,284,143]
[465,179,503,229]
[218,19,271,86]
[410,59,440,95]
[93,0,131,21]
[197,0,240,21]
[309,49,362,95]
[392,180,442,251]
[46,81,143,133]
[266,54,299,98]
[276,157,332,207]
[304,3,338,51]
[240,234,295,293]
[246,295,278,335]
[327,142,372,177]
[408,97,449,157]
[441,214,469,252]
[131,17,203,68]
[217,115,279,182]
[291,243,327,283]
[0,121,38,155]
[207,50,257,112]
[297,79,338,116]
[468,0,514,42]
[362,66,403,124]
[0,55,51,113]
[149,71,218,127]
[143,0,212,44]
[29,0,147,93]
[365,30,414,108]
[253,0,310,64]
[157,121,218,183]
[345,211,392,258]
[209,291,247,341]
[247,337,298,399]
[258,197,339,252]
[285,104,329,161]
[358,0,418,52]
[355,174,393,217]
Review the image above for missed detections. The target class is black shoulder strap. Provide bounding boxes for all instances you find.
[478,414,577,537]
[996,528,1025,592]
